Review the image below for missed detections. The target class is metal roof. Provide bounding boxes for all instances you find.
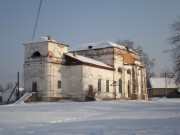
[69,41,138,54]
[65,53,114,69]
[149,77,178,89]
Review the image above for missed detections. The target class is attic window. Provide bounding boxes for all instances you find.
[126,46,130,52]
[118,67,122,73]
[32,51,41,58]
[127,69,131,74]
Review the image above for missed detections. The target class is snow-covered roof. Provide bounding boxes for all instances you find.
[23,37,69,47]
[19,88,24,92]
[69,41,138,54]
[65,53,114,69]
[149,78,178,89]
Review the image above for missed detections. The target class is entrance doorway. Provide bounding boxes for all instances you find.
[32,82,37,92]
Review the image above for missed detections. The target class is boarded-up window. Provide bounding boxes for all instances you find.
[89,85,93,95]
[58,80,61,89]
[98,79,101,92]
[106,80,109,92]
[32,82,37,92]
[119,79,122,93]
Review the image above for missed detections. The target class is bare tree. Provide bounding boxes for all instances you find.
[116,39,134,49]
[0,83,3,92]
[116,39,155,79]
[6,82,14,90]
[168,17,180,85]
[160,68,172,78]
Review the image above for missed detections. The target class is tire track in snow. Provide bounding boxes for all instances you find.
[50,112,98,124]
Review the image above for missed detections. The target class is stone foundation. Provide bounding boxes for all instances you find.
[131,93,137,100]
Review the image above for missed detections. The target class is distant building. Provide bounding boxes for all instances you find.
[23,36,148,101]
[147,77,179,97]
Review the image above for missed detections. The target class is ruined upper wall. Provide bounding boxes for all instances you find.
[70,41,142,67]
[23,36,68,64]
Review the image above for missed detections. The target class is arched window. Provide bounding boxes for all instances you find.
[119,79,122,93]
[32,51,41,58]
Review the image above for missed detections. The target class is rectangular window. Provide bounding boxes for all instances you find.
[58,80,61,89]
[119,79,122,93]
[32,82,37,92]
[106,80,109,92]
[89,85,93,95]
[98,79,101,92]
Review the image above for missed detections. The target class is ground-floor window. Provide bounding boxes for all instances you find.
[106,80,109,92]
[58,80,61,89]
[119,79,122,93]
[89,85,93,94]
[98,79,101,92]
[128,80,131,97]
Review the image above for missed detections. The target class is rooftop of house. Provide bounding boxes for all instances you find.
[69,41,138,54]
[148,77,178,89]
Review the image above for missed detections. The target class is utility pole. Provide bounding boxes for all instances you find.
[165,72,167,98]
[7,72,19,104]
[17,72,20,99]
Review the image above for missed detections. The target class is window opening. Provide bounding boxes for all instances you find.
[98,79,101,92]
[106,80,109,92]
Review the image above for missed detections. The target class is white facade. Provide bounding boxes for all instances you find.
[23,37,68,101]
[23,37,147,101]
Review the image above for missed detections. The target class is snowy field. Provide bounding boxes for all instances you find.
[0,98,180,135]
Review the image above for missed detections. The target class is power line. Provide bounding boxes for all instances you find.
[0,73,23,81]
[32,0,43,41]
[0,74,17,80]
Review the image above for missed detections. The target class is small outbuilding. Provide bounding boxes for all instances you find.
[147,77,179,97]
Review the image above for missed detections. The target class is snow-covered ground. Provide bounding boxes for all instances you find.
[0,98,180,135]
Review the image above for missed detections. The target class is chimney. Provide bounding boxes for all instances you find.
[47,36,52,41]
[88,45,93,49]
[126,46,130,52]
[73,52,77,57]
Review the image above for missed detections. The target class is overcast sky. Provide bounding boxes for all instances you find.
[0,0,180,86]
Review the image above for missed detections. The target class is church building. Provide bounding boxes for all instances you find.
[23,36,148,101]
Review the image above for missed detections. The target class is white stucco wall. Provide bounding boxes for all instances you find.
[61,65,84,100]
[61,64,118,101]
[24,40,68,101]
[82,65,115,100]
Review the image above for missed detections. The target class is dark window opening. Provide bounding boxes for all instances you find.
[128,80,131,97]
[119,79,122,93]
[98,79,101,92]
[127,69,131,74]
[88,45,93,49]
[58,80,61,89]
[32,82,37,92]
[106,80,109,92]
[32,51,41,58]
[89,85,93,95]
[118,67,122,73]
